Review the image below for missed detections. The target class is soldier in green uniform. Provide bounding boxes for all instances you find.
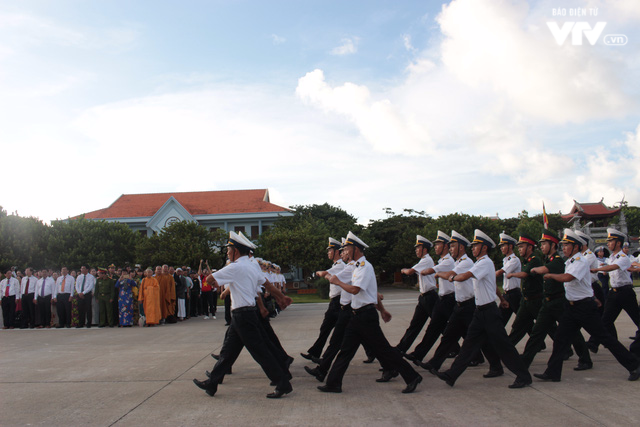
[520,230,593,369]
[96,268,116,327]
[108,264,119,327]
[507,234,544,345]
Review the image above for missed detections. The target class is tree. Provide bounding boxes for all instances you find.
[0,211,48,270]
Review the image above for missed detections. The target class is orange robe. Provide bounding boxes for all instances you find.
[139,277,161,325]
[156,273,176,319]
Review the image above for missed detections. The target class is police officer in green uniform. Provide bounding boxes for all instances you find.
[507,234,544,345]
[519,230,593,370]
[96,268,116,327]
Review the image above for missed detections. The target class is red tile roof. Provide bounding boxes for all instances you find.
[561,200,621,221]
[78,189,289,219]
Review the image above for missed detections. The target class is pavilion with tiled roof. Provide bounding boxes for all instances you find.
[75,189,292,237]
[561,199,621,225]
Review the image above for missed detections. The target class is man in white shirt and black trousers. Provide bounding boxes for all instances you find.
[193,231,293,399]
[534,229,640,382]
[318,231,423,394]
[75,266,96,328]
[436,230,532,389]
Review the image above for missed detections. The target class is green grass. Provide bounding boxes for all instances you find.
[287,293,330,304]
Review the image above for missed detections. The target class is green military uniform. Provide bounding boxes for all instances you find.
[108,271,119,327]
[96,275,116,327]
[508,238,544,345]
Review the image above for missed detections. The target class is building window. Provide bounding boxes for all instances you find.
[251,225,259,239]
[234,226,245,234]
[262,225,270,233]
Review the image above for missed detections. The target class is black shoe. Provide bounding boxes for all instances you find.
[418,361,438,376]
[563,349,574,361]
[266,384,292,399]
[300,352,314,361]
[211,353,220,360]
[402,375,422,393]
[75,326,83,329]
[224,323,231,326]
[363,355,376,364]
[587,342,599,354]
[404,352,417,362]
[304,366,326,382]
[310,355,322,364]
[628,367,640,381]
[376,370,399,382]
[193,378,217,396]
[574,362,593,371]
[436,371,455,387]
[508,378,532,389]
[533,372,560,382]
[206,370,211,378]
[317,384,342,393]
[483,370,504,378]
[468,359,482,367]
[56,326,63,329]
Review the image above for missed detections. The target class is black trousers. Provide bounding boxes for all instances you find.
[396,290,439,353]
[589,286,640,348]
[307,296,341,357]
[428,300,476,370]
[325,306,420,388]
[2,295,16,328]
[260,314,291,363]
[318,306,353,374]
[412,293,457,360]
[77,292,93,327]
[520,296,591,368]
[21,293,35,328]
[509,296,542,345]
[544,298,638,379]
[501,288,522,326]
[444,303,531,384]
[190,290,200,316]
[37,295,52,327]
[56,293,72,327]
[209,307,290,391]
[224,295,231,323]
[201,291,214,316]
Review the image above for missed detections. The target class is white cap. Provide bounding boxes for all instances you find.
[327,237,341,250]
[238,231,257,249]
[498,233,517,246]
[415,235,433,248]
[450,230,470,246]
[470,229,496,249]
[574,230,591,245]
[561,229,586,246]
[434,230,450,243]
[344,231,369,250]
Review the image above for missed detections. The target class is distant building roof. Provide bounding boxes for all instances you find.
[77,189,289,219]
[561,199,621,222]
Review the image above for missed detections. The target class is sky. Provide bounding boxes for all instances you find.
[1,0,639,225]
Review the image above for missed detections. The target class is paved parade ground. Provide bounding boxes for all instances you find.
[2,287,640,427]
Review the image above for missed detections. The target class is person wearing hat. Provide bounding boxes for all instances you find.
[575,230,607,314]
[495,233,522,326]
[520,230,592,370]
[405,231,458,364]
[302,238,345,362]
[107,264,119,327]
[594,246,611,301]
[533,229,640,382]
[193,231,293,399]
[95,268,116,328]
[318,231,423,394]
[589,228,640,352]
[395,235,439,357]
[436,230,532,389]
[505,233,544,346]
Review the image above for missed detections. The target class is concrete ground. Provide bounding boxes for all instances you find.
[1,287,640,427]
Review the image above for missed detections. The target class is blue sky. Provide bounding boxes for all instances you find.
[1,0,639,224]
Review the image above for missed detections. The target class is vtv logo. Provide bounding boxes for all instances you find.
[547,22,607,45]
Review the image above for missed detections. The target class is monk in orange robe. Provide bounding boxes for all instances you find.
[156,265,176,320]
[139,269,161,326]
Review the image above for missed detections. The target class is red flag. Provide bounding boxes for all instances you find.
[542,202,549,230]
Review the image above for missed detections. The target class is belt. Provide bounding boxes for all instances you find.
[456,298,475,307]
[544,293,564,302]
[476,302,495,311]
[421,289,437,297]
[232,306,257,313]
[330,295,341,301]
[341,303,352,311]
[568,297,594,306]
[505,288,521,295]
[524,293,543,301]
[352,303,375,315]
[612,285,633,292]
[440,292,455,299]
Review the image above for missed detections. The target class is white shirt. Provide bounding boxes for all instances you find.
[326,259,345,299]
[34,277,55,300]
[412,255,436,294]
[336,261,355,305]
[21,275,38,295]
[501,253,522,291]
[213,256,266,310]
[582,250,599,284]
[608,250,632,287]
[469,255,497,306]
[434,254,456,296]
[564,252,594,301]
[54,275,75,297]
[350,256,378,309]
[452,255,475,302]
[1,277,20,298]
[75,273,96,294]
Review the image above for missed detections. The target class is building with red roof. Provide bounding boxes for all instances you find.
[74,189,291,237]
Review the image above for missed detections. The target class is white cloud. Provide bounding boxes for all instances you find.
[402,34,415,52]
[331,37,359,55]
[271,34,286,44]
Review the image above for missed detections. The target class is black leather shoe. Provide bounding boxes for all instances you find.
[533,373,560,382]
[266,384,292,399]
[300,352,314,360]
[628,367,640,381]
[211,353,220,360]
[317,384,342,393]
[573,362,593,371]
[418,361,438,376]
[363,355,376,364]
[483,370,504,378]
[467,360,481,367]
[436,371,455,387]
[508,378,532,389]
[311,355,322,364]
[587,342,598,354]
[304,366,326,382]
[193,378,217,396]
[376,370,399,382]
[402,375,422,393]
[404,352,417,362]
